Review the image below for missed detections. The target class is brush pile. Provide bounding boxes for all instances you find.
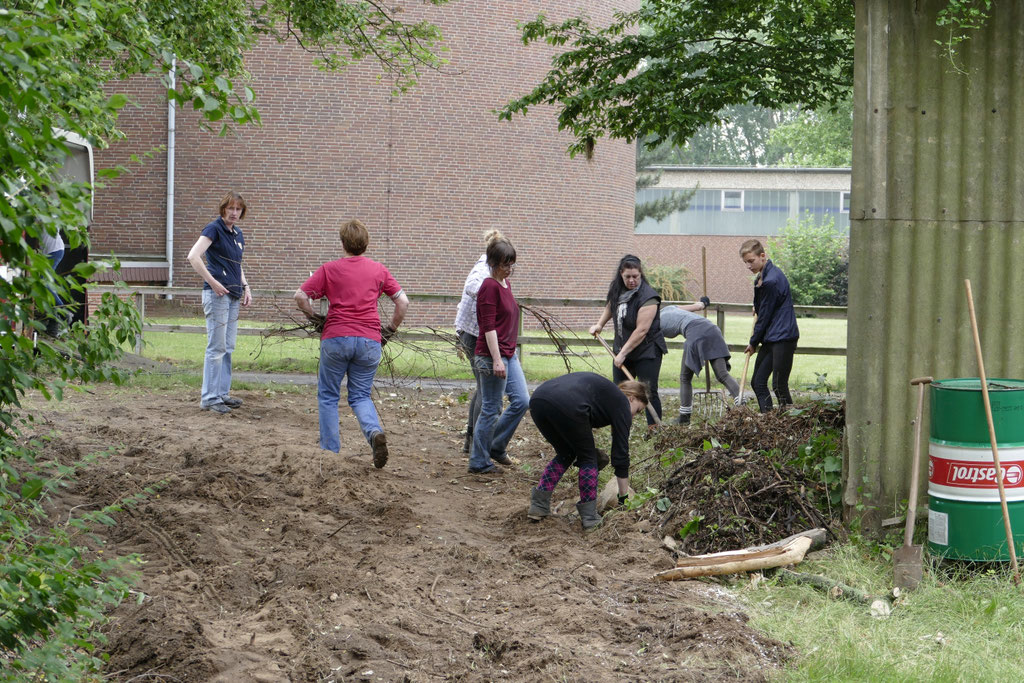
[648,401,846,555]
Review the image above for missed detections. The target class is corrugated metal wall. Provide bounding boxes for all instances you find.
[848,0,1024,525]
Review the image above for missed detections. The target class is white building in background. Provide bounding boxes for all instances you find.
[636,166,851,236]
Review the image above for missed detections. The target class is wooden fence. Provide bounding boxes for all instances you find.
[88,285,847,368]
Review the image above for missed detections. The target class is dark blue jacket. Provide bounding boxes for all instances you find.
[200,217,246,299]
[750,260,799,345]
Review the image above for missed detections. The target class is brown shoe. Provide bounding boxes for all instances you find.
[371,432,389,469]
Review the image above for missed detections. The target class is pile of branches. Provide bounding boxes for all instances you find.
[655,447,840,555]
[648,401,846,556]
[651,400,845,459]
[253,301,600,383]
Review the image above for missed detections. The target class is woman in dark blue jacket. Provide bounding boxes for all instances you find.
[739,239,799,412]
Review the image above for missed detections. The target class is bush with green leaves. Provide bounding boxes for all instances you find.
[645,264,694,302]
[2,0,449,676]
[767,215,849,306]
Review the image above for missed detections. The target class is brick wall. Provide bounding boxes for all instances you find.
[91,2,641,330]
[635,234,771,306]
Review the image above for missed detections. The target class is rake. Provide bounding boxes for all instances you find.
[593,334,662,426]
[692,246,729,422]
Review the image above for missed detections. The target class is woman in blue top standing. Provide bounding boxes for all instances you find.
[739,239,799,413]
[187,192,252,414]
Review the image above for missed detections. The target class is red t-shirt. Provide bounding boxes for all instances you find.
[300,256,402,342]
[474,277,519,358]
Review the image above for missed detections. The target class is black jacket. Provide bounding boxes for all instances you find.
[530,372,634,478]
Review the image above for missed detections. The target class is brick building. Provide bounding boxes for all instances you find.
[635,167,852,304]
[88,3,640,328]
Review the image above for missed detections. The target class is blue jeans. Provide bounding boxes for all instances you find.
[470,352,528,470]
[200,289,240,407]
[318,336,383,452]
[46,249,65,308]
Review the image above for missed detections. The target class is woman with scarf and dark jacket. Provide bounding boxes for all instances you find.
[589,255,667,426]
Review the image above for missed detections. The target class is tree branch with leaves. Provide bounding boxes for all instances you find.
[498,0,854,157]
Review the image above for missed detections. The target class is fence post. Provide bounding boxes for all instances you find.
[716,307,725,334]
[134,291,145,354]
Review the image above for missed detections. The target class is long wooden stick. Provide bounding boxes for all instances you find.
[965,279,1020,585]
[701,246,711,394]
[593,333,662,425]
[737,314,758,405]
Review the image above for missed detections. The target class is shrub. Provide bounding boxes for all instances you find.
[767,215,849,306]
[645,264,694,302]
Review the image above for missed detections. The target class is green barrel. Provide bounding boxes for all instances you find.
[928,378,1024,561]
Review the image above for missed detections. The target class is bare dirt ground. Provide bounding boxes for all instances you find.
[23,373,792,682]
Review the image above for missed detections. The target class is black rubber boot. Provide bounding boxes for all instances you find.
[527,488,552,521]
[463,432,472,454]
[576,499,602,531]
[675,412,691,425]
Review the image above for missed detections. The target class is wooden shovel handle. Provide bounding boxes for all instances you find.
[593,333,662,425]
[737,313,758,402]
[904,379,927,547]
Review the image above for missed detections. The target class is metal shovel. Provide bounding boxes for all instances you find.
[894,375,931,591]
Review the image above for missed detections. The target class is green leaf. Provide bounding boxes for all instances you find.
[107,93,128,109]
[20,478,44,500]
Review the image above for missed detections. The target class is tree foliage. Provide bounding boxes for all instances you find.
[499,0,855,157]
[1,0,448,676]
[765,96,852,167]
[767,215,848,306]
[635,140,695,226]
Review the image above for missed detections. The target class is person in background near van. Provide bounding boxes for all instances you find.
[739,239,799,412]
[589,255,667,427]
[40,227,68,336]
[295,219,409,468]
[526,373,649,530]
[470,237,528,474]
[187,191,252,415]
[454,229,509,454]
[660,300,742,424]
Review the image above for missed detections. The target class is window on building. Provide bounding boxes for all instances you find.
[722,190,744,211]
[840,191,851,213]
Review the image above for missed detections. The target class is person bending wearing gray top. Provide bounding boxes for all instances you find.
[660,303,741,424]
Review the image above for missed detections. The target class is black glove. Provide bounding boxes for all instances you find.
[380,324,396,347]
[617,494,629,506]
[700,296,711,309]
[307,313,326,333]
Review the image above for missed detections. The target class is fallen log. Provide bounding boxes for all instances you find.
[775,568,875,604]
[746,528,828,553]
[653,535,813,581]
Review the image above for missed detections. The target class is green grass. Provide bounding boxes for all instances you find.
[132,314,846,391]
[736,545,1024,681]
[604,411,1020,682]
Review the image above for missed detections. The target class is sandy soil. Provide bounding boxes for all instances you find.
[24,377,791,682]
